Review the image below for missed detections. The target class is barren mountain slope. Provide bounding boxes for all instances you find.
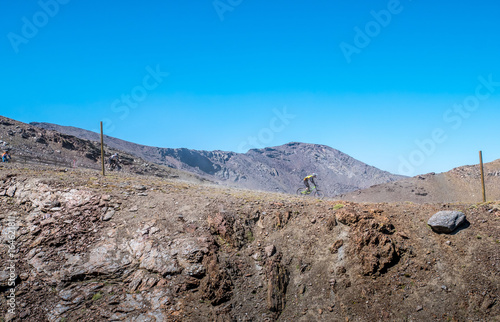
[339,160,500,204]
[0,116,207,184]
[0,163,498,321]
[32,122,405,196]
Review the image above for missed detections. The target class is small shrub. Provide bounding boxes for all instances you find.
[92,292,103,301]
[333,204,344,210]
[246,231,255,242]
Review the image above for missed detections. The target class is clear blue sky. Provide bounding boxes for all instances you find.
[1,0,499,176]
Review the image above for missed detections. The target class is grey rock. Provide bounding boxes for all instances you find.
[139,246,182,276]
[59,288,76,301]
[6,185,16,197]
[102,209,116,221]
[52,303,72,316]
[4,312,15,322]
[177,239,208,263]
[428,211,466,233]
[116,294,144,313]
[0,270,11,287]
[265,245,276,257]
[128,270,148,292]
[185,264,206,278]
[110,313,127,320]
[62,243,133,280]
[19,310,30,319]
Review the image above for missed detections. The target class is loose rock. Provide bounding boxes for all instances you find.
[265,245,276,258]
[102,209,115,221]
[428,211,466,233]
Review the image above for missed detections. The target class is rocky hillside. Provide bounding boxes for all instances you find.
[0,116,207,184]
[339,159,500,204]
[0,163,499,321]
[32,122,405,196]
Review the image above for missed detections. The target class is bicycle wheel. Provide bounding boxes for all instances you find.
[297,188,304,196]
[314,190,324,199]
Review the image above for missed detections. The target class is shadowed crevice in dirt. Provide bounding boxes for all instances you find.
[265,253,289,318]
[201,255,233,306]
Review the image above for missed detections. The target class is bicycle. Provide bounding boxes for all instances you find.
[107,159,122,171]
[296,185,324,199]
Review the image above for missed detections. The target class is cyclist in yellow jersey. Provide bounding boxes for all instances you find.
[303,173,317,193]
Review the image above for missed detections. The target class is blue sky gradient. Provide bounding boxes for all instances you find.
[1,0,499,175]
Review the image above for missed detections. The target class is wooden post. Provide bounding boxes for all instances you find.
[479,151,486,202]
[100,122,105,176]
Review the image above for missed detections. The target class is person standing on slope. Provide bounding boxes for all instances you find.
[303,173,318,193]
[2,150,11,163]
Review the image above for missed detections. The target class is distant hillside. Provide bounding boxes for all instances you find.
[0,116,207,183]
[338,160,500,203]
[32,122,405,196]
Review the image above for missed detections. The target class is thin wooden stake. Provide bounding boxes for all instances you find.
[479,151,486,202]
[101,122,105,176]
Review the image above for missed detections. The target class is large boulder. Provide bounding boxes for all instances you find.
[428,211,466,233]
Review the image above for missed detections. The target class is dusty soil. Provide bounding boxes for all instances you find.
[0,162,499,321]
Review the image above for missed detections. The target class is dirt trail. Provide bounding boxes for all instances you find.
[0,163,499,321]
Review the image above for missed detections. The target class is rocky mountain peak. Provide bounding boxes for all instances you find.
[30,122,405,197]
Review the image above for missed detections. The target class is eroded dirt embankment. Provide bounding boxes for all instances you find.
[0,165,499,321]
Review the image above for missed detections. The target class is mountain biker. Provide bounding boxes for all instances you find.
[303,173,318,193]
[109,153,120,169]
[2,150,11,163]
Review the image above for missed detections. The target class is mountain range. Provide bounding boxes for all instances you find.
[31,122,405,196]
